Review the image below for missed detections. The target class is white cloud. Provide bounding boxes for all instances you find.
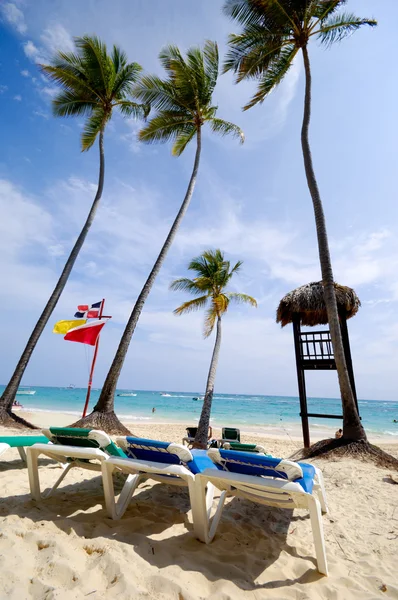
[0,85,8,94]
[21,69,30,77]
[33,109,49,119]
[14,94,22,101]
[23,40,43,62]
[0,2,27,34]
[40,23,74,54]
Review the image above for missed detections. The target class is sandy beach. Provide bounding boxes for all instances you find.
[1,410,397,599]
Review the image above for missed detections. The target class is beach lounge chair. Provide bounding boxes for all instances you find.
[0,435,49,462]
[102,436,217,524]
[221,441,267,453]
[195,448,329,575]
[217,427,240,446]
[26,427,125,501]
[182,426,213,446]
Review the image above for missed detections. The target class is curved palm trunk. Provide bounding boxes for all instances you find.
[73,128,203,430]
[193,316,222,449]
[0,130,106,429]
[301,46,366,441]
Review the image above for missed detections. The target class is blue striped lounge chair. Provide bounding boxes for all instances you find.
[102,436,217,532]
[195,448,329,575]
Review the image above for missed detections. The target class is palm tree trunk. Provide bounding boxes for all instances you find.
[301,45,366,441]
[73,128,203,431]
[193,315,222,449]
[0,130,106,429]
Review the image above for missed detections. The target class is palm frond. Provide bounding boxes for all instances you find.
[138,112,194,145]
[111,44,127,73]
[81,106,107,151]
[209,118,245,143]
[112,62,143,98]
[116,100,149,119]
[133,75,186,112]
[230,260,243,274]
[52,90,96,118]
[311,0,346,21]
[75,35,114,96]
[244,43,297,110]
[172,129,196,156]
[317,12,377,47]
[203,40,219,93]
[204,308,217,338]
[174,295,209,316]
[169,277,204,295]
[227,292,257,307]
[224,28,286,79]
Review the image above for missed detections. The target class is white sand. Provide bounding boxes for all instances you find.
[0,411,398,599]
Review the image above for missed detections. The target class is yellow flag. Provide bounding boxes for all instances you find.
[53,319,87,334]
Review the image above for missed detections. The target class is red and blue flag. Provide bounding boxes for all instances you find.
[74,301,103,319]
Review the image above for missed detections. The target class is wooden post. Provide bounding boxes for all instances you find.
[82,299,105,418]
[293,316,310,448]
[339,316,359,414]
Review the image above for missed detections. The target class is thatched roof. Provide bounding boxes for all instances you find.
[276,281,361,327]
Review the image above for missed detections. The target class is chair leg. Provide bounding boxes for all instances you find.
[26,448,75,501]
[190,478,227,544]
[17,447,27,463]
[102,462,143,520]
[307,495,328,576]
[314,468,328,514]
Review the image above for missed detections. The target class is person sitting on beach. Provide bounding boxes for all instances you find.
[335,428,343,439]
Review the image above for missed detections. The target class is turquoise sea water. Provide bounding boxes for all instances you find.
[3,386,398,440]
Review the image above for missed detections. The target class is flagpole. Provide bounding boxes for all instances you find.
[82,298,105,418]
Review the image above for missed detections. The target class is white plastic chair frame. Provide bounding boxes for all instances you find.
[26,429,113,501]
[102,438,215,525]
[195,450,329,576]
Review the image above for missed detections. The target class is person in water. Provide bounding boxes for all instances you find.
[152,407,156,413]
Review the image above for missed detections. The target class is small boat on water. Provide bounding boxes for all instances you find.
[192,396,204,401]
[16,387,36,396]
[67,384,76,390]
[160,393,171,397]
[117,392,137,397]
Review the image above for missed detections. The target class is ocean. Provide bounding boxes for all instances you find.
[4,386,398,440]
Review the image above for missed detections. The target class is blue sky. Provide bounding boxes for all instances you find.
[0,0,397,401]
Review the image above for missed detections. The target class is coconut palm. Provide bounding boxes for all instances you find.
[71,41,244,434]
[223,0,376,442]
[171,249,257,448]
[0,35,147,428]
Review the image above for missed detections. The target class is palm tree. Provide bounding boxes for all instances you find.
[71,41,244,434]
[0,35,147,428]
[223,0,376,442]
[171,249,257,448]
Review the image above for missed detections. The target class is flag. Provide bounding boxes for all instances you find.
[74,301,103,319]
[53,319,87,334]
[64,319,106,346]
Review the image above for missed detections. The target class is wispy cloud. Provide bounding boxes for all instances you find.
[0,2,27,34]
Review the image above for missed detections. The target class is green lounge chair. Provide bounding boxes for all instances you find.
[221,441,268,454]
[26,427,125,501]
[0,435,49,462]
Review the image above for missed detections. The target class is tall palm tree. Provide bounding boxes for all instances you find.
[223,0,376,442]
[72,41,244,434]
[0,35,147,428]
[171,249,256,448]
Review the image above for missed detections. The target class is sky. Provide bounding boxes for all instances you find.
[0,0,397,401]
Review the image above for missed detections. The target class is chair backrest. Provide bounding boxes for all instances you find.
[43,427,125,457]
[186,427,198,438]
[0,435,48,447]
[208,448,304,481]
[222,427,240,442]
[222,441,267,454]
[116,436,205,471]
